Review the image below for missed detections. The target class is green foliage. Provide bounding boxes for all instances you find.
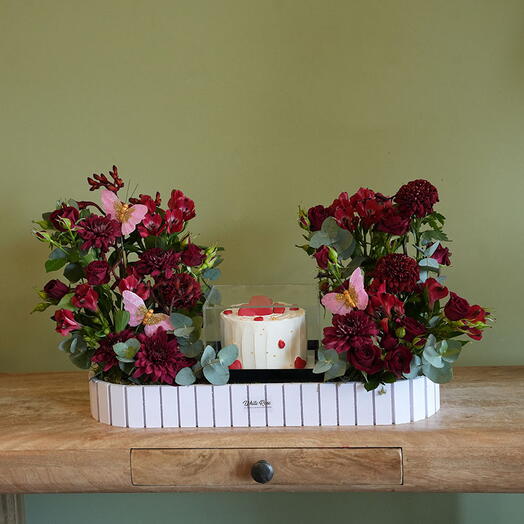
[45,248,69,272]
[114,310,130,332]
[313,347,347,381]
[175,366,196,386]
[112,338,140,363]
[198,344,238,385]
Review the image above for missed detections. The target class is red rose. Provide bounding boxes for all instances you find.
[307,205,331,231]
[444,292,471,321]
[85,260,110,285]
[154,273,202,310]
[430,244,451,266]
[49,205,80,231]
[118,275,150,300]
[385,345,413,377]
[313,246,330,269]
[168,190,196,221]
[394,179,439,218]
[466,305,487,323]
[52,309,80,336]
[373,254,419,294]
[181,243,206,267]
[380,333,399,351]
[423,278,449,309]
[138,213,165,238]
[71,283,99,311]
[376,205,411,235]
[402,317,426,342]
[43,279,69,301]
[348,340,384,375]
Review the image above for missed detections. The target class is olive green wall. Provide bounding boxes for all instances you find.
[1,0,523,522]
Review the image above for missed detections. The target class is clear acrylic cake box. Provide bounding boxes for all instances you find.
[203,284,321,370]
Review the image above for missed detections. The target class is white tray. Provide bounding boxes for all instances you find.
[89,376,440,428]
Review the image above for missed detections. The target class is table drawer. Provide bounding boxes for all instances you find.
[131,447,402,487]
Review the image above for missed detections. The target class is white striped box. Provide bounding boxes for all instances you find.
[89,376,440,428]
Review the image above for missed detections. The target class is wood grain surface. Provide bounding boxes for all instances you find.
[0,367,523,493]
[130,447,402,487]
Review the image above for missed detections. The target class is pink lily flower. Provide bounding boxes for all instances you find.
[101,189,148,235]
[321,268,368,315]
[122,290,174,336]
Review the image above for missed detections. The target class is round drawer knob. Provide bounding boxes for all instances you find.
[251,460,274,484]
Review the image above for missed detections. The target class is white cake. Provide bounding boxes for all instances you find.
[220,304,307,369]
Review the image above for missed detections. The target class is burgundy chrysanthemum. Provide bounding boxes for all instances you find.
[134,248,181,279]
[154,273,202,310]
[373,254,419,293]
[91,329,135,372]
[133,330,195,384]
[76,215,121,252]
[394,179,439,218]
[322,311,379,354]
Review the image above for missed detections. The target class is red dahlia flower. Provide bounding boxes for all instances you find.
[134,248,181,279]
[384,345,412,377]
[133,329,195,384]
[322,311,378,354]
[49,205,80,232]
[154,273,202,310]
[72,284,99,311]
[394,179,439,218]
[91,329,135,372]
[76,215,121,253]
[373,254,419,294]
[52,309,80,336]
[168,190,196,222]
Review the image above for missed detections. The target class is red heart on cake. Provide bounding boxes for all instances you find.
[229,360,243,370]
[238,295,274,316]
[294,357,307,369]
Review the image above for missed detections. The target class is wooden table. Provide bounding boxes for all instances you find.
[0,366,523,493]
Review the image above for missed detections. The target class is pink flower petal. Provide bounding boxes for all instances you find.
[122,290,146,326]
[321,293,353,315]
[101,189,119,218]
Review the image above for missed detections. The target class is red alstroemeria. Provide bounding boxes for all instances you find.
[137,213,165,238]
[52,309,81,336]
[118,275,150,300]
[165,209,184,234]
[423,278,449,309]
[366,281,405,318]
[72,284,99,311]
[348,188,385,229]
[129,192,162,214]
[168,190,196,221]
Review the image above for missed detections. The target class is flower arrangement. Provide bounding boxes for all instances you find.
[298,180,493,390]
[33,166,238,386]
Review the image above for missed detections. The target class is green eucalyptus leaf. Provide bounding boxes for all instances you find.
[113,338,140,360]
[423,345,444,368]
[403,355,422,379]
[114,310,130,332]
[45,248,69,272]
[202,268,221,281]
[313,360,333,374]
[56,292,75,310]
[69,348,92,369]
[425,241,440,257]
[173,326,194,338]
[179,339,204,358]
[419,258,440,270]
[203,361,230,385]
[324,358,347,381]
[175,366,196,386]
[423,361,453,383]
[218,344,238,367]
[309,230,332,249]
[201,345,216,367]
[169,312,193,329]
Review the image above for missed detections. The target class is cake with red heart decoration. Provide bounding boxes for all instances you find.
[220,296,307,369]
